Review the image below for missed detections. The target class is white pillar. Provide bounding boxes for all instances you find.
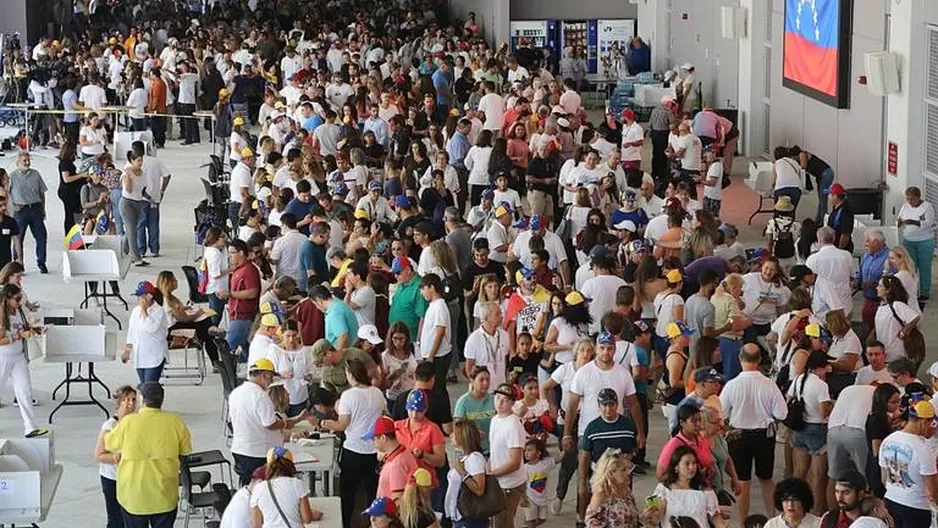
[636,0,671,72]
[735,0,767,158]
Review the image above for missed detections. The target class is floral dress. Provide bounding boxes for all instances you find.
[585,494,640,528]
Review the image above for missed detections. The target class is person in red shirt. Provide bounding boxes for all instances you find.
[289,296,324,346]
[147,67,168,148]
[222,239,261,361]
[394,389,447,496]
[531,249,560,292]
[365,416,419,500]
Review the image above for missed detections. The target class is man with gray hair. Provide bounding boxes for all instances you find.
[9,152,48,273]
[806,226,855,316]
[857,228,889,329]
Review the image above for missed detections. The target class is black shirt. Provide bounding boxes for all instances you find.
[508,352,542,382]
[827,202,855,253]
[805,154,831,179]
[462,260,506,295]
[58,160,83,200]
[0,216,20,269]
[391,387,453,430]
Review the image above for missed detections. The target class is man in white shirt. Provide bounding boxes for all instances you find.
[489,384,528,528]
[854,341,895,386]
[620,109,644,187]
[788,265,844,321]
[326,74,355,112]
[270,214,309,289]
[827,384,875,486]
[486,205,514,264]
[719,344,788,520]
[344,260,376,327]
[879,400,938,525]
[247,314,280,366]
[672,121,703,199]
[464,302,509,388]
[79,77,108,110]
[477,81,505,133]
[806,227,855,316]
[175,61,200,145]
[506,57,529,84]
[228,359,307,485]
[419,274,452,389]
[280,47,302,83]
[228,148,256,229]
[510,215,571,287]
[580,256,627,335]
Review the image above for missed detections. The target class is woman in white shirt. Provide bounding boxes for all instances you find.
[445,421,489,527]
[265,321,309,418]
[0,284,46,438]
[742,257,791,343]
[201,227,229,326]
[787,351,833,510]
[94,385,138,528]
[886,247,921,315]
[642,445,725,528]
[79,112,108,159]
[119,151,149,266]
[121,281,170,384]
[566,188,593,241]
[249,446,323,527]
[229,118,250,168]
[464,130,494,206]
[543,291,592,366]
[872,275,922,363]
[897,186,935,302]
[773,146,804,210]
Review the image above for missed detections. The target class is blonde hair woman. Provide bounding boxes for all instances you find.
[711,273,750,380]
[886,246,920,313]
[445,421,488,526]
[399,468,440,528]
[473,273,503,328]
[825,309,862,374]
[155,270,221,367]
[585,449,641,527]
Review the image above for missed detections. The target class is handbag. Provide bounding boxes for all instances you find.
[457,473,507,519]
[555,208,572,239]
[266,479,296,527]
[783,373,808,432]
[888,302,926,369]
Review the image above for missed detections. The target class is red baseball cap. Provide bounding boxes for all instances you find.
[829,183,846,196]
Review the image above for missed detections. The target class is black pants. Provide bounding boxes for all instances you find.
[64,121,80,145]
[150,116,166,147]
[339,449,378,528]
[635,392,650,463]
[886,498,931,528]
[120,508,177,528]
[433,354,452,391]
[233,453,266,487]
[177,103,200,143]
[170,319,220,363]
[101,476,121,528]
[651,130,670,180]
[59,193,82,233]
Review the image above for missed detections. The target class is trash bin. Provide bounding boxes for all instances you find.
[845,187,884,219]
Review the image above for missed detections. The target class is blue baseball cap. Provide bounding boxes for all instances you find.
[363,497,398,517]
[513,217,529,230]
[390,256,412,274]
[481,188,495,200]
[405,389,428,412]
[395,195,410,208]
[596,331,616,345]
[529,214,542,231]
[333,182,349,195]
[368,180,382,191]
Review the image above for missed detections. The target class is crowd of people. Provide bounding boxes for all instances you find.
[1,1,937,528]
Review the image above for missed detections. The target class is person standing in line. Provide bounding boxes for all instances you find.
[221,239,261,361]
[61,77,83,144]
[897,186,935,304]
[121,281,169,384]
[94,385,138,528]
[418,274,452,390]
[719,343,787,521]
[118,151,150,267]
[103,382,191,528]
[147,67,168,148]
[879,400,938,527]
[131,141,171,259]
[57,141,85,233]
[175,61,200,146]
[0,187,22,270]
[489,384,528,528]
[9,152,48,274]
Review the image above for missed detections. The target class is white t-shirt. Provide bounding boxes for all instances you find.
[828,329,862,372]
[99,417,118,480]
[645,214,670,244]
[247,333,275,367]
[654,291,684,337]
[524,457,556,506]
[774,157,802,190]
[478,93,505,131]
[229,381,282,458]
[787,372,831,424]
[79,84,107,110]
[741,273,791,325]
[874,301,919,362]
[548,318,588,364]
[880,430,938,510]
[382,350,417,400]
[126,304,169,369]
[898,201,936,242]
[569,362,637,436]
[493,188,521,211]
[349,286,376,327]
[464,326,509,389]
[204,246,229,294]
[806,245,855,316]
[249,477,309,528]
[335,385,386,455]
[675,134,702,171]
[445,451,487,521]
[419,298,452,359]
[828,385,874,429]
[219,487,251,528]
[653,483,719,528]
[229,163,254,204]
[855,366,895,386]
[551,363,579,425]
[581,274,627,335]
[80,125,107,156]
[703,161,723,201]
[266,346,310,406]
[486,222,512,263]
[621,122,644,162]
[512,230,568,270]
[894,270,920,315]
[488,413,527,489]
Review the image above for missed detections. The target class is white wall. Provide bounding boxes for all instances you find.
[447,0,510,46]
[508,0,637,21]
[668,0,741,108]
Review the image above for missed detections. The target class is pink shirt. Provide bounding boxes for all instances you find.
[377,447,419,498]
[656,432,716,485]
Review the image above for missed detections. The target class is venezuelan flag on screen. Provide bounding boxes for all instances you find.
[64,224,84,250]
[783,0,840,97]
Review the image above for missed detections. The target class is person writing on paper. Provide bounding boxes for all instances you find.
[94,385,138,528]
[122,281,170,384]
[0,284,47,438]
[249,446,323,527]
[155,270,223,370]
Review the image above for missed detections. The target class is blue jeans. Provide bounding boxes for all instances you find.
[718,336,743,381]
[792,422,828,455]
[136,360,165,384]
[228,201,242,233]
[121,508,177,528]
[13,205,47,266]
[208,293,227,327]
[903,238,935,300]
[814,168,835,223]
[137,202,160,256]
[110,189,124,237]
[227,318,252,362]
[774,187,802,210]
[455,518,489,528]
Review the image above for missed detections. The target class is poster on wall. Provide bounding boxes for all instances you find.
[510,20,549,51]
[596,19,637,80]
[782,0,854,108]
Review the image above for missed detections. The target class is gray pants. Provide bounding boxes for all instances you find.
[119,197,145,262]
[827,425,868,479]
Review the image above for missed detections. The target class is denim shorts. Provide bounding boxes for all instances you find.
[792,422,828,455]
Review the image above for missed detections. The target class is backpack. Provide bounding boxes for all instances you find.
[783,373,809,431]
[773,219,795,259]
[441,271,461,303]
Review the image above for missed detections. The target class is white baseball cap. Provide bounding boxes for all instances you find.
[357,324,383,345]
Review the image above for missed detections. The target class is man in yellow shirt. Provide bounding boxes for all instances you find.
[104,382,192,527]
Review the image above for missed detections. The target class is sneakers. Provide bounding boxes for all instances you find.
[25,428,48,438]
[13,398,39,407]
[38,264,48,274]
[549,498,563,515]
[133,260,151,267]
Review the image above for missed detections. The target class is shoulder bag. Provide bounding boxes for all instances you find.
[266,479,296,527]
[457,464,507,519]
[887,302,925,370]
[783,373,808,432]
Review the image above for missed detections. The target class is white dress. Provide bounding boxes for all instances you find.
[653,483,719,528]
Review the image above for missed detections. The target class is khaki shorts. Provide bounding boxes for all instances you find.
[528,190,554,217]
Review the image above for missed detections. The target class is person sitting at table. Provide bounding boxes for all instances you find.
[155,270,223,370]
[249,446,323,527]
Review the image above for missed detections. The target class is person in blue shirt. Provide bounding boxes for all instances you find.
[431,61,454,124]
[362,103,390,146]
[447,119,471,172]
[283,180,317,235]
[626,37,652,75]
[309,284,359,352]
[858,229,889,330]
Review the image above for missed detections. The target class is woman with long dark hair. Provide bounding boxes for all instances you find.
[382,322,417,410]
[0,284,46,438]
[57,141,85,232]
[155,270,220,368]
[866,382,901,498]
[543,290,592,369]
[643,446,725,528]
[872,275,921,367]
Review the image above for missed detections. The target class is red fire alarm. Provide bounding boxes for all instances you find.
[858,75,868,85]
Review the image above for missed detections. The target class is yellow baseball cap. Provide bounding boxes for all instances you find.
[260,313,280,327]
[233,116,245,127]
[354,209,370,219]
[218,88,229,99]
[805,323,822,338]
[249,358,278,374]
[565,291,585,306]
[410,467,433,487]
[666,322,695,339]
[266,446,294,463]
[665,269,683,283]
[911,400,936,420]
[495,205,510,217]
[240,147,254,158]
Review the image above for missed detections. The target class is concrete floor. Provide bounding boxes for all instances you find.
[1,136,933,527]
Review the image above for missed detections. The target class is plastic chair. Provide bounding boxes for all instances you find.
[180,459,221,528]
[182,265,209,304]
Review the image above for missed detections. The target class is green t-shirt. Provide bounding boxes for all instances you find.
[321,347,375,393]
[388,277,428,340]
[453,391,496,452]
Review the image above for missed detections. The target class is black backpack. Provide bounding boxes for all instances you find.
[773,220,796,259]
[783,373,809,431]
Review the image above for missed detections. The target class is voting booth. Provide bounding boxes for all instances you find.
[112,130,154,163]
[62,245,129,328]
[745,161,776,225]
[0,435,62,525]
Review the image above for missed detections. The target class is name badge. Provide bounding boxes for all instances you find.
[1,229,9,235]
